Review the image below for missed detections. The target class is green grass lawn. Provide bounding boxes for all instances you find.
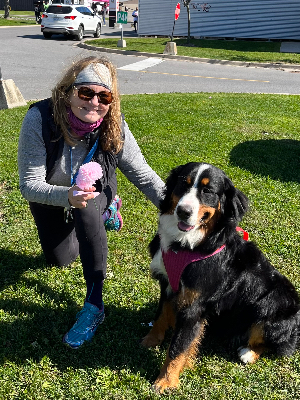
[86,37,300,64]
[0,11,34,16]
[0,10,36,26]
[1,93,300,399]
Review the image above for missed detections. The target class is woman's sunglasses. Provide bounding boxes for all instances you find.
[74,86,113,105]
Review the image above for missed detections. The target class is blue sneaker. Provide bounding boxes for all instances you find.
[63,302,105,349]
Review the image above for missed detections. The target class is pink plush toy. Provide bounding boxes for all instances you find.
[73,162,103,197]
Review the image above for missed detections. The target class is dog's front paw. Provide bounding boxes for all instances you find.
[238,347,259,364]
[141,333,163,348]
[152,375,180,394]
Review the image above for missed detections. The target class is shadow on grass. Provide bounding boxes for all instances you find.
[0,248,46,291]
[230,139,300,183]
[0,249,160,379]
[0,251,161,383]
[0,273,236,383]
[0,303,238,383]
[0,250,238,381]
[0,296,164,381]
[175,38,281,53]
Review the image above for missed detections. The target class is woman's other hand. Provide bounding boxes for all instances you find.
[68,185,96,208]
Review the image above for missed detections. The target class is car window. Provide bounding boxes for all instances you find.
[76,6,93,16]
[46,6,73,14]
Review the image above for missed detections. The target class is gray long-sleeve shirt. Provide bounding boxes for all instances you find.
[18,106,165,209]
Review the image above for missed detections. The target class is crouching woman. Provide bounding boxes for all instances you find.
[18,56,164,349]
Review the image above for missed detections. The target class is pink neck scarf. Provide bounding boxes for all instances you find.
[67,108,103,137]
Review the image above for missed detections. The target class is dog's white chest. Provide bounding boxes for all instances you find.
[150,250,167,279]
[151,249,181,295]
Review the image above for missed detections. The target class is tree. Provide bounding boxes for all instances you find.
[182,0,192,43]
[182,1,211,44]
[4,0,10,19]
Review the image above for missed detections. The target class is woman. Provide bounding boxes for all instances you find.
[34,2,42,24]
[18,56,165,349]
[132,7,138,33]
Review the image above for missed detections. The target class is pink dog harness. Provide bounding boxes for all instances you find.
[161,227,249,292]
[162,245,226,292]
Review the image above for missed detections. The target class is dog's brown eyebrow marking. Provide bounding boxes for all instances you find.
[186,176,192,185]
[201,178,210,186]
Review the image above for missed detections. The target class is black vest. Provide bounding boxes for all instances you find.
[30,98,120,203]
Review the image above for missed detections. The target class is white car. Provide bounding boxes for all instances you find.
[41,4,102,40]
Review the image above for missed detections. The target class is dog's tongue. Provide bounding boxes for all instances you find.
[178,221,194,232]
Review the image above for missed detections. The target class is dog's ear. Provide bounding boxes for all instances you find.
[222,177,249,223]
[160,165,186,213]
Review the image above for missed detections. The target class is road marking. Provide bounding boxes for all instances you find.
[118,58,164,71]
[130,70,269,83]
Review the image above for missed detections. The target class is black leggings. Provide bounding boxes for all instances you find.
[29,189,113,282]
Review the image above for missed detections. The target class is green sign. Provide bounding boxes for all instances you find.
[117,11,128,24]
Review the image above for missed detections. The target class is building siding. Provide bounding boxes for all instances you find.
[139,0,300,40]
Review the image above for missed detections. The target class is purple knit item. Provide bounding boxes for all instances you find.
[67,108,103,137]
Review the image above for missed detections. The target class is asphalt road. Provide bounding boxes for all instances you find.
[1,24,300,101]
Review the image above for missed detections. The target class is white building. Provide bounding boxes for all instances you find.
[138,0,300,40]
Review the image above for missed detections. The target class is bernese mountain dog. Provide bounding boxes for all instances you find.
[141,162,300,393]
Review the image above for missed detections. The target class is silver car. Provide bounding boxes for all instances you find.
[41,4,102,40]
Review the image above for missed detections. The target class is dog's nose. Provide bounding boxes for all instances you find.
[177,204,193,220]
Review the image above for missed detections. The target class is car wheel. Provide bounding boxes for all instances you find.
[75,25,84,41]
[43,32,52,39]
[94,23,101,38]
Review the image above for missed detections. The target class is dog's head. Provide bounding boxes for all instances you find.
[159,163,248,250]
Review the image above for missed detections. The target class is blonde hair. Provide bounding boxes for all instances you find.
[51,56,123,153]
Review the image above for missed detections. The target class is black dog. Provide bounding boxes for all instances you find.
[141,162,300,393]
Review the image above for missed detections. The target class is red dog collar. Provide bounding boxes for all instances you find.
[236,226,249,241]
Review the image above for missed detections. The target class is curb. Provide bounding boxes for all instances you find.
[78,41,300,71]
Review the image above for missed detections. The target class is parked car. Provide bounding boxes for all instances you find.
[41,4,102,40]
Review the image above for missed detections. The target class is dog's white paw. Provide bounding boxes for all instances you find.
[238,347,257,364]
